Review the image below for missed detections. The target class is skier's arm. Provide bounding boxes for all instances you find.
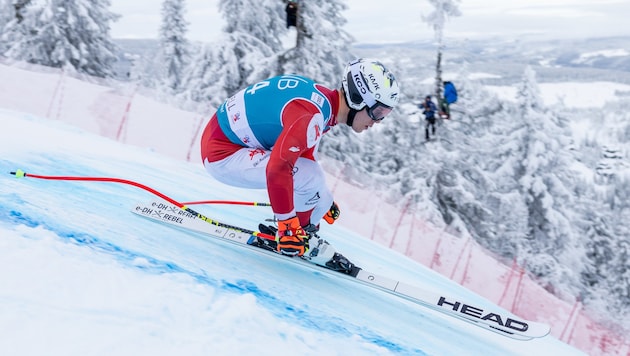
[266,100,321,221]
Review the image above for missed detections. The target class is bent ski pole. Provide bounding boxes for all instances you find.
[181,200,271,207]
[9,169,276,241]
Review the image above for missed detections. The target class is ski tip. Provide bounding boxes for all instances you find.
[10,169,26,178]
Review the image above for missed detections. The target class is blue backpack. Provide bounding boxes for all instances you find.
[444,81,458,104]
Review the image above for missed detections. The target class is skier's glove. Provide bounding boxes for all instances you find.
[323,201,340,225]
[276,216,308,257]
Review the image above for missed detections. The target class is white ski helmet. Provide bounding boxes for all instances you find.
[342,58,400,120]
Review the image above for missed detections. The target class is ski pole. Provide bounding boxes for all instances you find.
[181,200,271,207]
[9,169,276,241]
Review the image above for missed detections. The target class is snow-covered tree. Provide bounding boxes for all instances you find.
[3,0,119,78]
[0,0,23,27]
[0,0,33,48]
[178,0,283,103]
[180,0,353,107]
[423,0,461,43]
[217,0,284,87]
[577,99,630,320]
[180,39,244,109]
[514,66,582,293]
[221,0,284,53]
[279,0,353,87]
[159,0,189,92]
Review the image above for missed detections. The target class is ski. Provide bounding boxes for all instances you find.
[131,199,550,340]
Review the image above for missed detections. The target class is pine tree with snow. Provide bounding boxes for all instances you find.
[279,0,353,87]
[217,0,286,86]
[178,0,283,103]
[513,66,583,294]
[0,0,33,52]
[179,41,241,109]
[3,0,119,78]
[0,0,21,28]
[158,0,190,92]
[220,0,284,53]
[578,99,630,320]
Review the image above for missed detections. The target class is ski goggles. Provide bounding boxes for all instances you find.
[366,102,393,122]
[347,64,392,121]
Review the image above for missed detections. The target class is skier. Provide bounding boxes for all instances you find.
[200,58,400,259]
[419,95,437,140]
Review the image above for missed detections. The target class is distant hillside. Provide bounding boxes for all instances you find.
[113,36,630,85]
[353,36,630,85]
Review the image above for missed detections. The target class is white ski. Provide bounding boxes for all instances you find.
[131,199,551,340]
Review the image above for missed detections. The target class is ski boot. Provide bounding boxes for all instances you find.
[257,222,361,276]
[256,222,320,254]
[256,222,317,253]
[301,225,361,277]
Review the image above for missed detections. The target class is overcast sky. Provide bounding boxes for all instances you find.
[110,0,630,44]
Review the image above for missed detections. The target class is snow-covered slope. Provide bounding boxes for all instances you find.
[0,110,585,355]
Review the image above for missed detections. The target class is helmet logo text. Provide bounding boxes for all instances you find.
[353,73,367,94]
[368,73,380,91]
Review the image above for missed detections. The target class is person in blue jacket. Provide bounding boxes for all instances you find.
[442,81,458,119]
[419,95,437,140]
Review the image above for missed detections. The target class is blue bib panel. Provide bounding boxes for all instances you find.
[216,75,333,149]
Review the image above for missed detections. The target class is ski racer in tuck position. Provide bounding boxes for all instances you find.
[200,58,400,271]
